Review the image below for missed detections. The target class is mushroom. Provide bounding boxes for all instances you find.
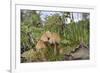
[35,40,47,51]
[40,31,51,42]
[35,40,47,61]
[48,32,61,55]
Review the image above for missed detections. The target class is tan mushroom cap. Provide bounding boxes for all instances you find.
[35,40,47,51]
[48,32,61,44]
[40,31,51,42]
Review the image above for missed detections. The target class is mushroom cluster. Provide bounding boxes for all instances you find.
[35,31,61,56]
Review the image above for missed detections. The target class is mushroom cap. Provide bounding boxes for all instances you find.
[48,32,61,44]
[35,40,47,51]
[40,31,51,42]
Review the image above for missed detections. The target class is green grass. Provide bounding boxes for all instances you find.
[21,18,89,62]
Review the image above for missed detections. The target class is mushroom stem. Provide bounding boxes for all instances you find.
[54,44,57,55]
